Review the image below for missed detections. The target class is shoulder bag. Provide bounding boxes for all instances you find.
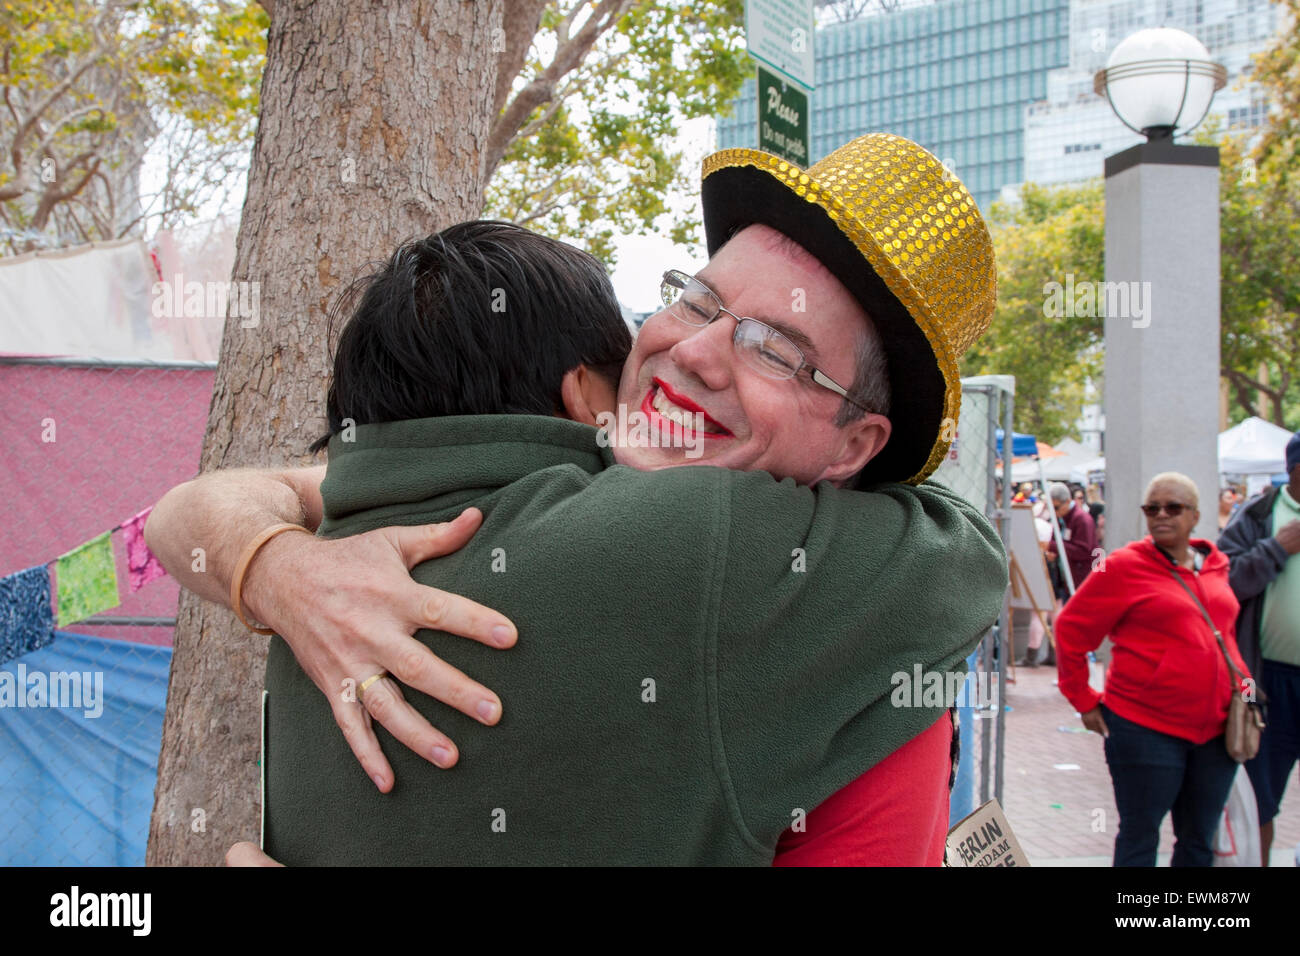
[1168,567,1266,762]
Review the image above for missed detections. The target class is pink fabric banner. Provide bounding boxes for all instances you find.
[122,506,167,593]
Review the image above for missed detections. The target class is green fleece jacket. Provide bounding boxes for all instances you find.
[263,415,1007,865]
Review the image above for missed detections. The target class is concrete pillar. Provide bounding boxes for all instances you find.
[1103,140,1220,548]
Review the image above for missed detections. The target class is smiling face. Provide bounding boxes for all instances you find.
[613,225,891,485]
[1144,478,1199,551]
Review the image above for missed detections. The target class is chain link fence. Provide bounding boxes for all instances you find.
[0,356,215,865]
[932,377,1014,818]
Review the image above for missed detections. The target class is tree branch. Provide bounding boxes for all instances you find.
[33,104,109,157]
[30,154,101,229]
[510,45,631,144]
[509,93,568,145]
[484,0,632,179]
[2,47,22,127]
[492,0,549,119]
[1221,366,1278,420]
[10,19,113,156]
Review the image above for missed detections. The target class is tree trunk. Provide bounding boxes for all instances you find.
[147,0,504,866]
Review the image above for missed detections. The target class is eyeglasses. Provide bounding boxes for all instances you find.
[1141,502,1192,517]
[659,270,873,413]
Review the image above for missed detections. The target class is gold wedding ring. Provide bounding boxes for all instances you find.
[357,671,389,703]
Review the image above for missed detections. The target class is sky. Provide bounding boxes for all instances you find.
[607,116,716,314]
[142,112,721,317]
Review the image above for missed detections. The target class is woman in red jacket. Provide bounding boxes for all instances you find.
[1056,472,1252,867]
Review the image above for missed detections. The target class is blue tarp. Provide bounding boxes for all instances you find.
[949,650,977,827]
[0,631,170,866]
[0,630,985,860]
[995,428,1039,458]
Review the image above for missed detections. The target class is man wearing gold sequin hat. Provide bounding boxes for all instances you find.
[154,133,1008,866]
[614,132,996,489]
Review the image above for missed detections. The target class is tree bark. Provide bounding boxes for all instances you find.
[147,0,504,866]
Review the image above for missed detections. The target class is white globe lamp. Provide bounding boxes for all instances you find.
[1093,27,1226,140]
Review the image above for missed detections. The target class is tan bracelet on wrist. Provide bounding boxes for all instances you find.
[230,522,314,635]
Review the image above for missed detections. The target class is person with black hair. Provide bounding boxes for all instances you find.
[148,134,1009,865]
[1219,432,1300,864]
[308,221,631,450]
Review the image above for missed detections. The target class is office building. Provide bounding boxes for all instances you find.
[718,0,1072,212]
[718,0,1284,210]
[1024,0,1281,187]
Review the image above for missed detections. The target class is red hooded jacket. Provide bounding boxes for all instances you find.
[1055,536,1252,744]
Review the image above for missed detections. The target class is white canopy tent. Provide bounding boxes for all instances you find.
[997,438,1104,485]
[1070,455,1107,484]
[999,417,1293,491]
[1037,439,1103,482]
[1218,416,1295,475]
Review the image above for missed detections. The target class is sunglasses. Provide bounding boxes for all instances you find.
[1141,502,1192,517]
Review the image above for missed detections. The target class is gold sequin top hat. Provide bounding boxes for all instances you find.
[701,132,996,486]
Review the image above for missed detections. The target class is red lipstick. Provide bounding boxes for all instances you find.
[652,378,732,436]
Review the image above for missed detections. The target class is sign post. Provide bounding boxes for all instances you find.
[756,66,809,166]
[744,0,815,90]
[745,0,814,167]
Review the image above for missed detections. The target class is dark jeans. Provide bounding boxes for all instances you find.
[1101,704,1238,867]
[1245,658,1300,824]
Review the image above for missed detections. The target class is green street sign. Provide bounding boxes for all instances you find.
[756,65,809,167]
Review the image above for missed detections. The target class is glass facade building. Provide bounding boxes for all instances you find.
[1023,0,1281,187]
[717,0,1283,211]
[716,0,1073,213]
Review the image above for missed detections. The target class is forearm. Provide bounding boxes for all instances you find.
[1224,538,1288,600]
[146,466,512,784]
[1054,607,1106,711]
[144,466,323,612]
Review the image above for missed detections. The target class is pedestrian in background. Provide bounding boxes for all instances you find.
[1219,486,1242,533]
[1046,481,1099,598]
[1056,472,1253,867]
[1089,499,1106,550]
[1019,502,1060,668]
[1219,431,1300,865]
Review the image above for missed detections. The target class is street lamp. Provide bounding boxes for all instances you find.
[1097,26,1224,548]
[1094,27,1227,141]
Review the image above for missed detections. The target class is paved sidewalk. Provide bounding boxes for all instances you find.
[996,663,1299,866]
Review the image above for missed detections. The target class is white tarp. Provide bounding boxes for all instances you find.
[1219,416,1295,475]
[0,234,225,361]
[1053,437,1091,457]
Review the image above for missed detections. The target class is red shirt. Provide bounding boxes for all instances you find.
[1055,536,1252,744]
[1047,500,1100,590]
[772,712,953,866]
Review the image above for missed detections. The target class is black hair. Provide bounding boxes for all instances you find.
[310,220,631,452]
